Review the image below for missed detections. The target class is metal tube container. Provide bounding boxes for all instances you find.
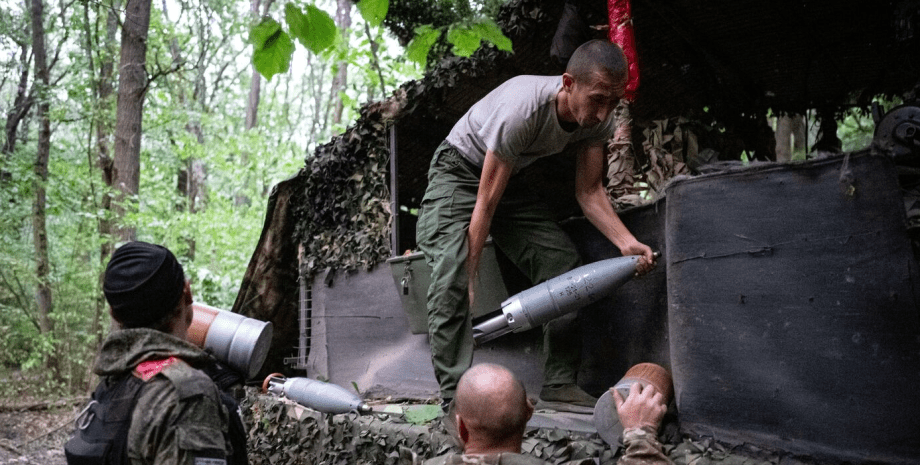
[188,303,273,379]
[473,254,652,344]
[594,363,673,447]
[263,374,371,415]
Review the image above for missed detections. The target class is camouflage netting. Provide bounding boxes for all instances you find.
[243,391,785,465]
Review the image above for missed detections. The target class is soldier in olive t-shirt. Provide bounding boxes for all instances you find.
[416,40,656,409]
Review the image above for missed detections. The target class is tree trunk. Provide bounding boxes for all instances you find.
[112,0,152,243]
[814,108,841,153]
[791,114,806,152]
[30,0,53,336]
[775,116,792,162]
[2,39,33,160]
[774,114,806,162]
[331,0,351,125]
[245,0,263,130]
[88,0,120,356]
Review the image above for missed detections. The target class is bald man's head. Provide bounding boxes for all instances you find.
[455,363,532,449]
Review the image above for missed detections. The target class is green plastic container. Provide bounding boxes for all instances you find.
[387,242,509,334]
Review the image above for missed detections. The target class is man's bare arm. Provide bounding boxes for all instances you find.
[467,150,514,306]
[575,143,655,274]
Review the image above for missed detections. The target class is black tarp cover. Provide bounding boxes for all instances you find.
[665,153,920,463]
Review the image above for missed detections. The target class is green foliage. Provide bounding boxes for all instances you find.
[406,25,441,66]
[251,17,295,80]
[250,0,510,80]
[446,24,480,57]
[382,0,504,45]
[403,404,440,425]
[249,2,339,81]
[837,98,902,153]
[406,16,513,67]
[468,17,512,51]
[0,0,522,399]
[357,0,389,28]
[286,3,337,54]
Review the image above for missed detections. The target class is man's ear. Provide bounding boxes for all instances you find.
[525,397,535,422]
[457,415,469,445]
[108,307,123,329]
[562,73,575,91]
[183,280,193,305]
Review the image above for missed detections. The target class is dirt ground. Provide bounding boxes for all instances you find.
[0,402,78,465]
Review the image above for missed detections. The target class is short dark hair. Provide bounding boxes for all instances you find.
[565,39,628,83]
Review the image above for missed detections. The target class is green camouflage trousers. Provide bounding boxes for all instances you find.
[416,142,582,398]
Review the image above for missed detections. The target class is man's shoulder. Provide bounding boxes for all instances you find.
[128,358,230,463]
[497,75,560,97]
[158,358,221,400]
[504,74,560,85]
[133,358,223,414]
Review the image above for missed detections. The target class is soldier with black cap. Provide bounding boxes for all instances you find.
[65,241,243,465]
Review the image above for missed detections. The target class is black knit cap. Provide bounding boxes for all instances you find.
[103,241,185,328]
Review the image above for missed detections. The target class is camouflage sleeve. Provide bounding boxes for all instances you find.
[617,427,674,465]
[128,365,230,465]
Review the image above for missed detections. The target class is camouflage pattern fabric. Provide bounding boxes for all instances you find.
[94,329,232,465]
[619,428,672,465]
[419,451,594,465]
[230,176,303,379]
[244,394,779,465]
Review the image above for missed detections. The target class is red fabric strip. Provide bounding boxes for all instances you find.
[608,0,640,101]
[134,356,179,381]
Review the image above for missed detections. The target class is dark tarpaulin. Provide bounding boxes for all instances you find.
[560,202,670,396]
[665,153,920,463]
[231,176,303,380]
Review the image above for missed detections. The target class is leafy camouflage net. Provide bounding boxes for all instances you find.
[606,102,644,210]
[606,106,699,210]
[640,117,693,200]
[243,391,781,465]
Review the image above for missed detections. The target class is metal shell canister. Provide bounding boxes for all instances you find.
[188,303,273,379]
[262,374,370,415]
[594,363,673,448]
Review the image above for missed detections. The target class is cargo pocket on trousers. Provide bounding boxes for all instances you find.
[417,185,455,244]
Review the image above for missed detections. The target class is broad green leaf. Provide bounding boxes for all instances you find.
[286,3,337,54]
[382,405,404,414]
[250,17,294,80]
[470,18,512,52]
[249,16,282,46]
[357,0,388,28]
[406,25,441,67]
[404,404,441,425]
[447,25,480,57]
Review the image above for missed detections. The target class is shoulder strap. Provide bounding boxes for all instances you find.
[158,357,216,400]
[64,375,146,465]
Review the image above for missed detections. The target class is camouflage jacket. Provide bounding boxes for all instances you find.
[619,427,673,465]
[417,427,672,465]
[420,451,591,465]
[94,328,232,465]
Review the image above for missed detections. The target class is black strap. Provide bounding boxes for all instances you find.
[65,375,145,465]
[200,360,248,465]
